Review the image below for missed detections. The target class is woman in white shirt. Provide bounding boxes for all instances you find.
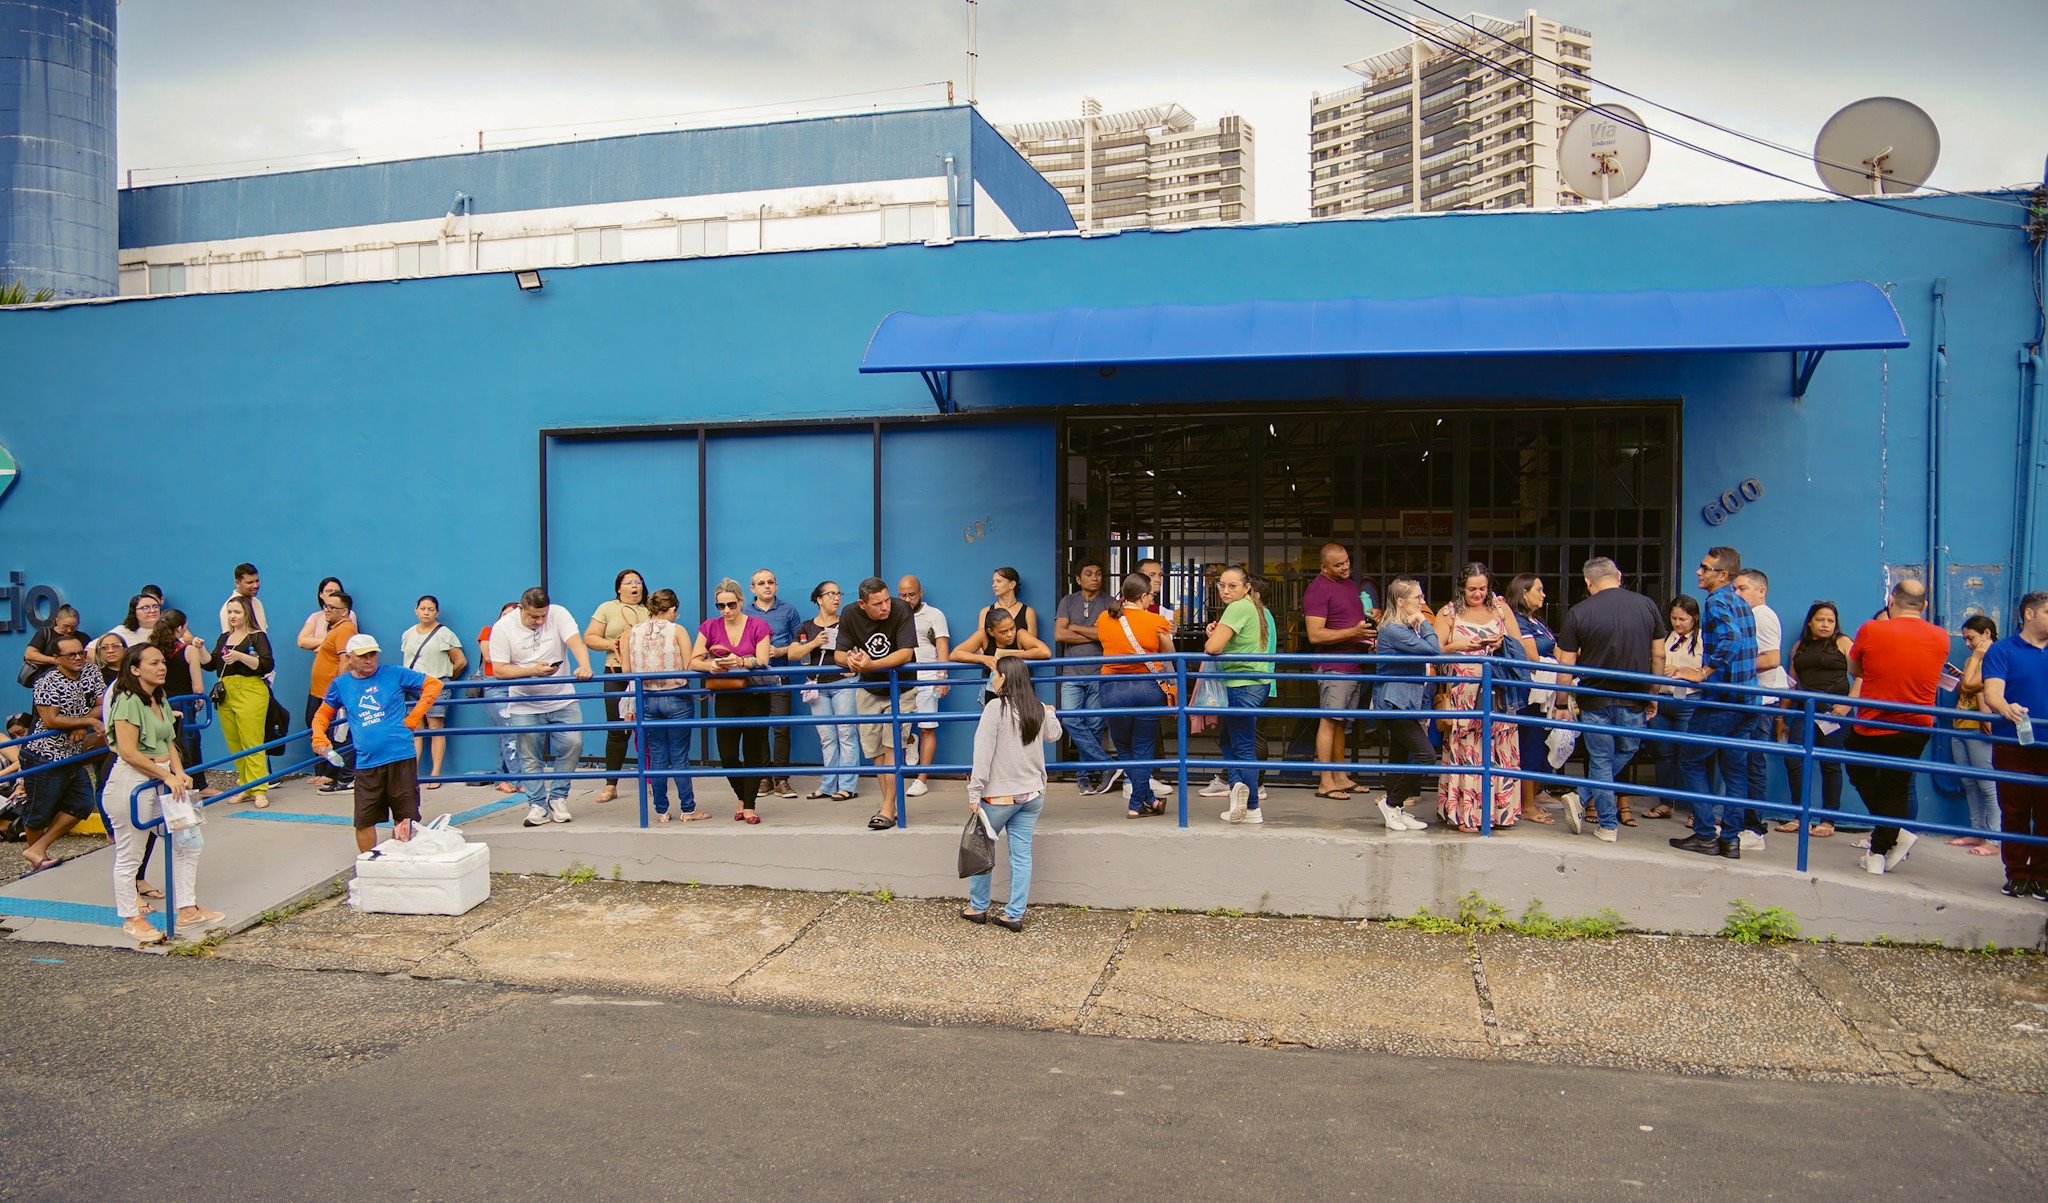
[400,595,468,789]
[962,656,1063,932]
[1639,594,1704,820]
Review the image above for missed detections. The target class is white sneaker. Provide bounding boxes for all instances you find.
[905,779,929,797]
[1562,800,1583,834]
[1376,799,1410,830]
[1257,786,1269,803]
[1558,790,1581,810]
[1595,827,1618,844]
[549,801,572,824]
[1222,782,1250,823]
[1396,807,1429,831]
[1862,852,1887,875]
[1853,835,1871,850]
[1243,807,1263,824]
[1738,830,1766,851]
[1200,778,1230,798]
[523,804,550,827]
[1883,829,1917,872]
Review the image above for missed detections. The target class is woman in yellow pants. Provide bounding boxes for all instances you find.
[211,596,276,806]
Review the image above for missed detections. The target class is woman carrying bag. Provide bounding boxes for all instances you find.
[106,644,223,946]
[211,596,275,807]
[1094,573,1177,818]
[690,578,774,823]
[961,656,1063,932]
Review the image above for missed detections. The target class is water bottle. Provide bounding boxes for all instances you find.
[2019,712,2036,747]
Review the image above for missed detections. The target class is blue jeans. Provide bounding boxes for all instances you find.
[1741,712,1775,832]
[967,794,1043,921]
[1101,676,1164,812]
[482,684,520,776]
[809,686,860,796]
[1058,679,1110,788]
[1784,712,1847,815]
[1221,684,1267,804]
[1647,703,1695,795]
[1950,729,1999,837]
[506,705,583,806]
[1680,702,1749,841]
[1580,703,1647,831]
[642,690,696,815]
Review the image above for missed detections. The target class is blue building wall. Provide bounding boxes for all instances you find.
[117,106,1074,246]
[0,0,117,298]
[0,191,2038,822]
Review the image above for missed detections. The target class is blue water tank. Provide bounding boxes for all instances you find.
[0,0,116,300]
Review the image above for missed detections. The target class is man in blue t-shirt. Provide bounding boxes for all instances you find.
[313,634,443,853]
[1983,589,2048,897]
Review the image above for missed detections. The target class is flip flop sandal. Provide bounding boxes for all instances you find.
[1618,804,1638,827]
[867,813,896,830]
[1313,790,1353,801]
[1521,807,1556,824]
[137,883,165,899]
[1644,804,1673,819]
[19,856,59,876]
[806,791,831,800]
[830,792,857,802]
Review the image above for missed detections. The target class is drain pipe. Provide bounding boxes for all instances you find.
[942,153,961,238]
[2019,346,2045,597]
[1927,279,1947,621]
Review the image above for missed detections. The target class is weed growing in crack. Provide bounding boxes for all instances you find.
[1720,899,1801,944]
[1387,891,1624,939]
[557,862,599,884]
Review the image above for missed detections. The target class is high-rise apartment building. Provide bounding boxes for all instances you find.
[1309,10,1592,217]
[999,100,1254,230]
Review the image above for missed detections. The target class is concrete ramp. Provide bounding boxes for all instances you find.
[0,779,521,948]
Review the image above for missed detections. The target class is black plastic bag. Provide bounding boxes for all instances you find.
[958,808,997,878]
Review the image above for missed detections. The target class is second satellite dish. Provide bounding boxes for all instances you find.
[1814,97,1939,196]
[1559,104,1651,203]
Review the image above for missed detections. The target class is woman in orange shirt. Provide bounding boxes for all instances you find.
[1095,573,1176,818]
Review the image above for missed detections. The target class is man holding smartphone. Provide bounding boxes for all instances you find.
[488,587,596,827]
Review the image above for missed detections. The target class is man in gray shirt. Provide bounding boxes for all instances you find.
[1053,560,1117,794]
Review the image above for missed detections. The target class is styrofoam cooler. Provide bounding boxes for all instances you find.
[349,840,491,915]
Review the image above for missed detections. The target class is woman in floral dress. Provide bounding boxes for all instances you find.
[1433,563,1527,831]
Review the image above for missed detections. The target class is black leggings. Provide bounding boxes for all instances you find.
[1383,718,1437,807]
[715,691,770,809]
[602,669,635,786]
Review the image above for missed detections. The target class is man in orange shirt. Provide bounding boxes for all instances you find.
[1846,578,1949,875]
[309,592,358,793]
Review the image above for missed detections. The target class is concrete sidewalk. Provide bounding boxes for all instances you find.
[214,874,2048,1092]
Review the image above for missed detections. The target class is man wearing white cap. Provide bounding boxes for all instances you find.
[312,633,443,853]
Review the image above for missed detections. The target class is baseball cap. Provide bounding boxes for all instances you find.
[345,634,381,656]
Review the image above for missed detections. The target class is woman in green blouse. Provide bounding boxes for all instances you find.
[106,644,223,945]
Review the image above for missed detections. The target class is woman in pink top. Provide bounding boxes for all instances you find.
[689,577,775,822]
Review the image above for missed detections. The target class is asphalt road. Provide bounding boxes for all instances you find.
[1,942,2038,1202]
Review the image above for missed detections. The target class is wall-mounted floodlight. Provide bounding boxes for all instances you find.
[515,270,544,292]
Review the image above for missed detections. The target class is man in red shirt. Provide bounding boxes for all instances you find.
[1302,543,1376,803]
[1846,579,1949,875]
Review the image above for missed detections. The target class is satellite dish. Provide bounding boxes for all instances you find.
[1558,104,1651,203]
[1814,97,1939,196]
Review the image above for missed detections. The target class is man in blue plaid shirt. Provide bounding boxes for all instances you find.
[1670,545,1758,858]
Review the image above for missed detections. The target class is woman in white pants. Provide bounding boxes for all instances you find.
[105,644,223,945]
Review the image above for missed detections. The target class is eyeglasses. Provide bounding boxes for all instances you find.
[819,590,842,597]
[716,601,740,611]
[1697,563,1716,572]
[58,649,86,658]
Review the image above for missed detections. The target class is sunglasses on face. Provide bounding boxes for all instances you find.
[717,601,740,611]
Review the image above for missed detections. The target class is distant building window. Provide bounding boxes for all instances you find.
[395,242,441,278]
[881,203,938,243]
[147,264,187,295]
[303,251,344,286]
[575,226,624,264]
[677,219,729,258]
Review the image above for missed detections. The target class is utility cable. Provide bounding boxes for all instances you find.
[1392,0,2037,216]
[1335,0,2018,230]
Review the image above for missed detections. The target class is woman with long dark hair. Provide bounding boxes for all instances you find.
[961,655,1064,931]
[1505,573,1568,825]
[584,569,650,805]
[1778,600,1854,838]
[146,609,217,799]
[621,588,699,822]
[111,593,160,647]
[1095,572,1176,818]
[1950,614,2001,854]
[1636,595,1702,820]
[296,577,352,652]
[790,581,859,801]
[105,645,222,945]
[1432,562,1525,831]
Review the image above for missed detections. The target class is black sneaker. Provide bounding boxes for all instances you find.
[1718,838,1741,860]
[317,780,348,794]
[1669,834,1721,855]
[2002,879,2027,898]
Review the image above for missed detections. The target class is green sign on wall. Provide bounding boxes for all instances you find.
[0,441,14,505]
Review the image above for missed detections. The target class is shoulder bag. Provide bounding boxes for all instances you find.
[1116,612,1179,705]
[402,625,447,702]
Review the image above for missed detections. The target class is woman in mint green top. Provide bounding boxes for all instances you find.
[1204,566,1274,822]
[105,644,222,945]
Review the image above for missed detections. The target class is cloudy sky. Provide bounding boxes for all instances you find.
[117,0,2046,219]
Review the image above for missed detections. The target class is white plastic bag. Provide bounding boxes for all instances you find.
[377,814,467,859]
[160,793,202,832]
[1527,656,1560,711]
[1545,726,1577,770]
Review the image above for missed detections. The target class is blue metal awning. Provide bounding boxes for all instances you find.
[859,281,1909,410]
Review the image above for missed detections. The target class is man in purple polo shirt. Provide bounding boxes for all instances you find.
[1302,543,1377,801]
